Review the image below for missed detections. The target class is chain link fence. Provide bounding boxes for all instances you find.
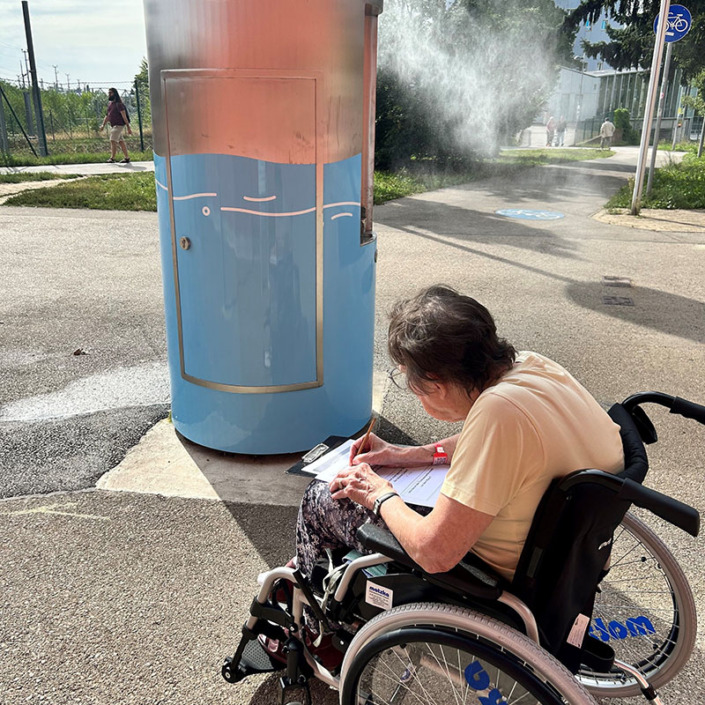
[0,79,152,162]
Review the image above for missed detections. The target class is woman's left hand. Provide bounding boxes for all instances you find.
[329,463,394,512]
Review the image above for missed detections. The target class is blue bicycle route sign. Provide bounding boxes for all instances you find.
[495,209,565,220]
[654,5,692,43]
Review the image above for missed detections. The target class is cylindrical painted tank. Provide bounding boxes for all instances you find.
[143,0,382,453]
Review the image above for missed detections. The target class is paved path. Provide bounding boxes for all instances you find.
[1,148,704,704]
[0,160,155,176]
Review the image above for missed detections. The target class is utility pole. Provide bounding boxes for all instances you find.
[22,0,48,156]
[671,87,683,149]
[135,79,145,151]
[53,65,59,90]
[646,42,673,196]
[0,92,9,154]
[631,0,671,215]
[66,73,70,92]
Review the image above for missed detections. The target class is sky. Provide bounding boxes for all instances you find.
[0,0,148,91]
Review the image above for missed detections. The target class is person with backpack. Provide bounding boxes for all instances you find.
[100,87,132,163]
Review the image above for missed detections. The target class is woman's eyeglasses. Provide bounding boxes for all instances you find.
[387,367,409,391]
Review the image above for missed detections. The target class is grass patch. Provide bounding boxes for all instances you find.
[0,149,154,168]
[497,148,614,165]
[374,169,476,204]
[4,172,157,211]
[657,141,700,154]
[0,172,80,184]
[605,153,705,210]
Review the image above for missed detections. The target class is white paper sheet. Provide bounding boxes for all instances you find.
[300,438,448,508]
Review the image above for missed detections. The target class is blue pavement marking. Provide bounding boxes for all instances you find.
[495,208,565,220]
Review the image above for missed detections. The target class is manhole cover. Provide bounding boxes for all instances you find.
[602,296,634,306]
[495,209,565,220]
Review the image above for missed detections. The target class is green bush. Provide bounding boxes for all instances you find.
[613,108,640,145]
[606,153,705,209]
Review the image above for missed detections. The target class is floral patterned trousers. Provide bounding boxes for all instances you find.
[295,479,431,580]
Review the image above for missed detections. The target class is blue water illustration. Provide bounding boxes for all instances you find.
[154,152,375,453]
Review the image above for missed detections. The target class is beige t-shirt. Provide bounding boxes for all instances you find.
[441,352,624,582]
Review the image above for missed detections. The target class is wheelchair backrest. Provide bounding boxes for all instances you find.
[509,403,648,671]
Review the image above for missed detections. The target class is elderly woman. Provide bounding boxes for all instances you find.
[290,285,623,652]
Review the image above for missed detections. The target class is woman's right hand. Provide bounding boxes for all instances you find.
[350,433,430,468]
[350,433,400,466]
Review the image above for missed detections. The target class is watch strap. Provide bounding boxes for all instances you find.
[373,491,399,517]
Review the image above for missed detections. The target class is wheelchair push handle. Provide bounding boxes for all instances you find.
[623,391,705,425]
[620,477,700,538]
[670,396,705,425]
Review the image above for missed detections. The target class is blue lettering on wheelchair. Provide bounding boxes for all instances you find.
[464,661,508,704]
[589,616,655,642]
[369,586,390,598]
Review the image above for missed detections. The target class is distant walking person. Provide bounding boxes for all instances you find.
[599,117,615,150]
[555,116,567,147]
[101,88,132,163]
[546,116,556,147]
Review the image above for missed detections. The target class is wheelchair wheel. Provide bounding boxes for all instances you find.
[577,511,696,697]
[340,603,597,705]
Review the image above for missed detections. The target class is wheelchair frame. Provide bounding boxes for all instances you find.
[222,391,703,704]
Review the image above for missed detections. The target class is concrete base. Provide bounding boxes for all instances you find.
[97,369,388,505]
[97,418,312,506]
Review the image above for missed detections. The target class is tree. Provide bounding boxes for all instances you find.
[133,58,151,125]
[681,70,705,156]
[374,0,577,169]
[613,107,639,144]
[565,0,705,81]
[134,58,149,92]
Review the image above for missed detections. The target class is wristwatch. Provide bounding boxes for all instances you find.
[373,491,399,517]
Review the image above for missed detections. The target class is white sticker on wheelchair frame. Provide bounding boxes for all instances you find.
[567,613,591,649]
[365,581,394,610]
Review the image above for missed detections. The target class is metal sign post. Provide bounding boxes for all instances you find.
[631,0,672,215]
[646,5,692,195]
[646,42,673,196]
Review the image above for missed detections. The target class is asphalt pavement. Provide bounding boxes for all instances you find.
[1,148,704,705]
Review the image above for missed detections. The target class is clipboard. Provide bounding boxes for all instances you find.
[286,436,349,476]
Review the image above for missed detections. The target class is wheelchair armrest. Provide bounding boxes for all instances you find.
[356,524,505,601]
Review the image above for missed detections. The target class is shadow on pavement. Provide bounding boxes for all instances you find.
[179,415,417,570]
[545,159,637,174]
[375,216,705,345]
[566,282,705,344]
[448,162,630,203]
[223,501,299,569]
[377,200,584,261]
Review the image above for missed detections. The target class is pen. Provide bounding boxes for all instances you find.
[355,417,376,459]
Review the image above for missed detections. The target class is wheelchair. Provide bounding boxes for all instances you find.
[222,392,703,704]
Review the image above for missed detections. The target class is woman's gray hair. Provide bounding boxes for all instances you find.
[388,285,516,394]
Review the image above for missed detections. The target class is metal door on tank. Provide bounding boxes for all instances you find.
[163,71,322,393]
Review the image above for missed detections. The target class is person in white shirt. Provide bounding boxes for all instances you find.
[600,117,616,149]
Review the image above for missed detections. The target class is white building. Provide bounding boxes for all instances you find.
[542,67,601,124]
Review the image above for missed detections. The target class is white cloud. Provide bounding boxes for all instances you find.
[0,0,147,88]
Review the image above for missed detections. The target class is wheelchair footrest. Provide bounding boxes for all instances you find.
[222,639,285,683]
